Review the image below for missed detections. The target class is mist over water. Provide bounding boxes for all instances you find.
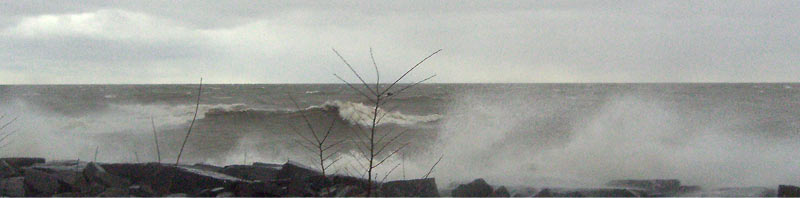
[1,84,799,189]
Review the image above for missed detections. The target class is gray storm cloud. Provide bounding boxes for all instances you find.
[1,0,798,84]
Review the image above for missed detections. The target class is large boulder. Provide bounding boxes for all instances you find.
[452,178,494,197]
[83,162,130,188]
[533,188,583,197]
[233,181,284,197]
[778,185,800,197]
[490,186,510,197]
[97,187,129,197]
[100,163,245,195]
[0,158,45,168]
[381,178,440,197]
[218,164,280,182]
[276,161,321,196]
[0,161,19,178]
[22,168,60,196]
[606,179,680,196]
[0,177,25,197]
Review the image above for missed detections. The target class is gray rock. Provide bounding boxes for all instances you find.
[233,181,284,197]
[129,184,157,197]
[97,187,129,197]
[452,178,494,197]
[22,168,60,196]
[0,158,45,168]
[53,192,80,197]
[196,187,226,197]
[490,186,510,197]
[102,163,243,195]
[533,188,583,197]
[276,161,321,196]
[50,170,90,193]
[779,185,800,197]
[218,164,280,182]
[607,179,680,196]
[83,162,130,188]
[0,177,25,197]
[0,161,19,178]
[381,178,440,197]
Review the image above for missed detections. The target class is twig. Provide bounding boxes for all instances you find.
[176,78,203,165]
[151,116,161,163]
[422,155,444,179]
[94,146,99,162]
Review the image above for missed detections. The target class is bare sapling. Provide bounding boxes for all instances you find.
[286,94,346,181]
[176,78,203,165]
[331,48,441,196]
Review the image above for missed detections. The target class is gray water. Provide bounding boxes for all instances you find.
[1,84,799,188]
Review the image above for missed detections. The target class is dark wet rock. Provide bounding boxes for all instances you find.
[129,184,156,197]
[253,162,282,169]
[53,192,80,197]
[276,161,321,196]
[0,161,19,178]
[0,177,26,197]
[167,193,189,197]
[778,185,800,197]
[687,187,777,197]
[84,162,131,188]
[607,179,680,196]
[102,163,244,195]
[97,187,129,197]
[192,163,223,172]
[216,191,235,197]
[676,185,702,195]
[508,187,537,197]
[381,178,439,197]
[534,188,583,197]
[0,158,45,168]
[85,182,107,196]
[31,160,87,172]
[22,168,60,196]
[233,181,283,197]
[452,178,494,197]
[490,186,510,197]
[219,164,280,182]
[196,187,225,197]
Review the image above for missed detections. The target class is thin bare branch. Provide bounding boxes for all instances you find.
[381,74,437,106]
[375,129,410,156]
[370,47,380,94]
[381,49,442,96]
[151,116,161,163]
[332,48,378,96]
[322,139,347,152]
[0,117,17,131]
[373,142,409,168]
[320,117,336,145]
[334,74,376,103]
[176,77,202,165]
[422,155,444,179]
[381,163,402,183]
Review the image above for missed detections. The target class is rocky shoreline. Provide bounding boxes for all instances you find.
[0,157,798,197]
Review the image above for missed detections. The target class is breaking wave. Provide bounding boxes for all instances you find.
[205,100,442,127]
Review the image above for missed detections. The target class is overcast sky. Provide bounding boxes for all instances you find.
[1,1,798,84]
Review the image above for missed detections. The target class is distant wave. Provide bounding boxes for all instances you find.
[204,100,442,127]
